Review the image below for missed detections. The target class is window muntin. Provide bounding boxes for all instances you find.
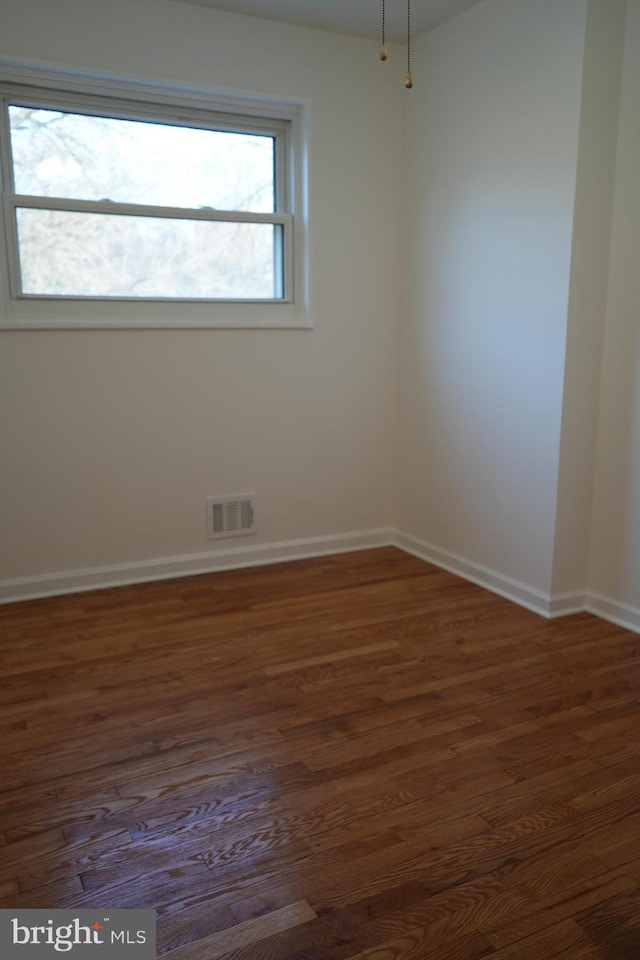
[0,86,294,308]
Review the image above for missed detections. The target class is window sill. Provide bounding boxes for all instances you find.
[0,298,312,330]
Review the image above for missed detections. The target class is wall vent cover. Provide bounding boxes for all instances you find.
[206,493,256,540]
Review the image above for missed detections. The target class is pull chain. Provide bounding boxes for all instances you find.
[380,0,388,60]
[405,0,413,88]
[379,0,413,87]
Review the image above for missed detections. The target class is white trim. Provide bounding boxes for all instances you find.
[0,300,312,330]
[2,524,638,636]
[0,528,394,604]
[0,60,305,121]
[548,590,587,619]
[392,530,554,618]
[392,533,640,634]
[586,591,640,635]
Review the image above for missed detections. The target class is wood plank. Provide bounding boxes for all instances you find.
[264,641,400,676]
[160,901,317,960]
[488,871,637,948]
[490,919,590,960]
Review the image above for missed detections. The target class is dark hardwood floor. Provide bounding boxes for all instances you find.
[1,547,640,959]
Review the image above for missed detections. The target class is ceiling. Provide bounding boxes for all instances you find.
[168,0,486,44]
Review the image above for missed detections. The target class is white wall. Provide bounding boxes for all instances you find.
[397,0,589,600]
[0,0,402,587]
[2,0,639,628]
[588,0,640,617]
[551,0,626,599]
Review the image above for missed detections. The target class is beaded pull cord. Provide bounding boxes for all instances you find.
[405,0,413,88]
[379,0,413,88]
[380,0,388,60]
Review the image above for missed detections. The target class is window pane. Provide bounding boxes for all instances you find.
[9,106,275,213]
[17,209,283,299]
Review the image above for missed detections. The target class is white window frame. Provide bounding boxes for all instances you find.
[0,63,309,329]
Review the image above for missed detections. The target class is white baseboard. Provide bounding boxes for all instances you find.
[586,591,640,635]
[548,590,587,619]
[3,527,639,637]
[392,530,555,618]
[0,528,394,604]
[392,532,640,635]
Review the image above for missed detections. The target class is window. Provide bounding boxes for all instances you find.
[0,69,307,328]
